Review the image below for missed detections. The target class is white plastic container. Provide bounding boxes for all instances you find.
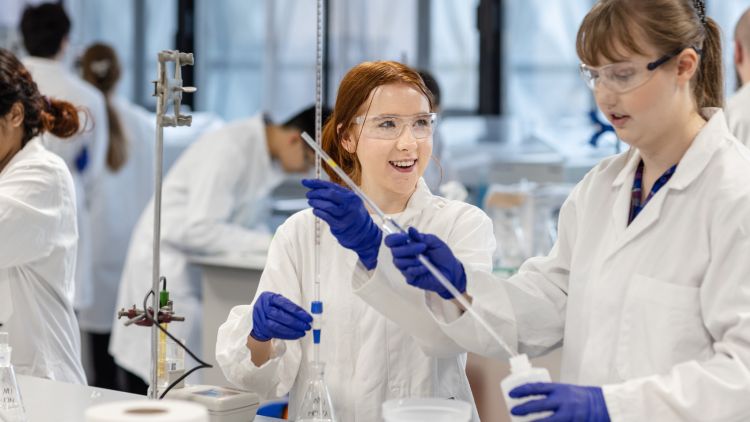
[500,354,552,422]
[166,385,259,422]
[381,398,471,422]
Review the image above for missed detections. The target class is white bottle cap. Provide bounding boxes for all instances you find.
[509,353,532,373]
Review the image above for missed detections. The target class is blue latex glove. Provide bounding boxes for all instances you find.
[302,179,382,270]
[250,292,313,342]
[384,227,466,299]
[509,383,611,422]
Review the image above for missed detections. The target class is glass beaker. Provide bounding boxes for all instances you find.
[0,332,27,422]
[295,362,336,422]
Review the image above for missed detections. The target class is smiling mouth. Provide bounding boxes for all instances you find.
[389,159,417,172]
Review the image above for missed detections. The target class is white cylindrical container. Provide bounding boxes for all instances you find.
[382,398,471,422]
[500,354,552,422]
[85,399,208,422]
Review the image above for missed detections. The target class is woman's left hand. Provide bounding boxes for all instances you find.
[509,382,611,422]
[302,179,382,270]
[385,227,466,299]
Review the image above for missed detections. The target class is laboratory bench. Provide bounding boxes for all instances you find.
[17,374,282,421]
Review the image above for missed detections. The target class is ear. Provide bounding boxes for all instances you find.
[736,40,744,67]
[676,48,700,85]
[289,131,302,145]
[9,102,24,128]
[337,123,357,154]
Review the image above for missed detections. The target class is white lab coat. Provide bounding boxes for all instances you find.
[78,97,155,333]
[111,115,285,382]
[215,179,495,421]
[0,139,86,384]
[725,83,750,147]
[423,109,750,422]
[22,56,109,311]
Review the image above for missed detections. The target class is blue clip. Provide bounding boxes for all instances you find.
[313,329,321,344]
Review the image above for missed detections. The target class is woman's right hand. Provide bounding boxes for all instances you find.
[302,178,383,270]
[249,292,313,342]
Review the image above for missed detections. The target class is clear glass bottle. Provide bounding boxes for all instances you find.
[0,332,27,422]
[295,362,336,422]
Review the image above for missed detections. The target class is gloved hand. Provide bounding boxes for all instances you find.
[302,179,382,270]
[250,292,313,342]
[509,382,611,422]
[384,227,466,299]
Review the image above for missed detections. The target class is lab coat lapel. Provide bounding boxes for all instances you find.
[607,151,640,257]
[605,108,727,259]
[391,178,433,225]
[609,182,668,256]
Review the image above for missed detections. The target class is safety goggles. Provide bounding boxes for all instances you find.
[353,112,437,140]
[579,47,699,94]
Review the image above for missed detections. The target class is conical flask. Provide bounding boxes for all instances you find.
[0,332,27,422]
[295,362,336,422]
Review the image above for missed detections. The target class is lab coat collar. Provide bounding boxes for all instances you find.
[610,107,727,190]
[22,56,66,72]
[385,178,433,223]
[668,108,729,191]
[606,108,728,257]
[1,138,44,177]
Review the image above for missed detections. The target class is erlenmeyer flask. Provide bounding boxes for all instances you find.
[295,362,336,422]
[0,332,27,422]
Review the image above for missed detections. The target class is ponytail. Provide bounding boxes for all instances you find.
[41,98,80,139]
[695,18,724,108]
[104,102,127,171]
[81,43,127,171]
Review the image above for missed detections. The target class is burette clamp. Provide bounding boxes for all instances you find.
[311,301,323,344]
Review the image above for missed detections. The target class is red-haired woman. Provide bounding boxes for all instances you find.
[216,61,493,421]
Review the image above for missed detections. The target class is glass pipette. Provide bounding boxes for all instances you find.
[301,132,516,357]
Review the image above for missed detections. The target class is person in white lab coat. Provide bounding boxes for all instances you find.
[216,61,495,421]
[111,105,329,394]
[381,1,750,421]
[726,7,750,146]
[20,3,109,312]
[77,43,155,390]
[0,48,86,384]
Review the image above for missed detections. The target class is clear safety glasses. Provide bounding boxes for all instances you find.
[353,112,437,140]
[579,47,699,94]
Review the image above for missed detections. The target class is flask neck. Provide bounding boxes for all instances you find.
[0,346,11,367]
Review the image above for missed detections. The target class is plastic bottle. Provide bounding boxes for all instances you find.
[0,332,27,422]
[500,354,552,422]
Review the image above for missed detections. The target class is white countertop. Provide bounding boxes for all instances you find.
[17,374,283,421]
[18,374,143,421]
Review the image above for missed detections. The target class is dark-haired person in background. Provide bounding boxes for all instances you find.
[78,43,155,390]
[111,105,331,393]
[19,2,109,315]
[0,48,86,384]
